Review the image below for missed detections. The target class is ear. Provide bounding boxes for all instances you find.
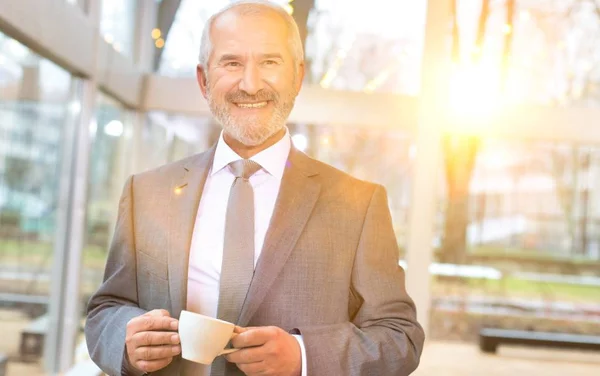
[295,61,305,94]
[197,64,209,99]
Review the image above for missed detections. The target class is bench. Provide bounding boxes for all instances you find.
[479,328,600,353]
[20,314,48,358]
[0,353,7,376]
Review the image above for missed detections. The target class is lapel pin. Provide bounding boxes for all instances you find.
[174,183,188,195]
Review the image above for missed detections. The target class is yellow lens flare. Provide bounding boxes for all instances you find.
[446,60,505,134]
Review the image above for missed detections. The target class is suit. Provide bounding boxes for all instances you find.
[85,144,425,375]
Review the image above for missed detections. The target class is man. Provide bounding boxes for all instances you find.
[85,1,425,375]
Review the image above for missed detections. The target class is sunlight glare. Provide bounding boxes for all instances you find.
[449,62,503,119]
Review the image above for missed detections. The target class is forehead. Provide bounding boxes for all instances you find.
[210,9,290,55]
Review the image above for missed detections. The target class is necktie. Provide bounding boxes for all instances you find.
[210,159,262,376]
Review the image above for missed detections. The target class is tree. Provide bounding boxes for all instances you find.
[439,0,495,264]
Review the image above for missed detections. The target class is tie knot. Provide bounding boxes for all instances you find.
[228,159,262,179]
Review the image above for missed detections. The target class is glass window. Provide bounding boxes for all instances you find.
[81,93,135,299]
[147,112,221,162]
[137,115,169,172]
[100,0,138,57]
[0,31,75,374]
[159,0,292,76]
[307,0,427,94]
[431,138,600,341]
[158,0,231,77]
[451,0,600,107]
[158,0,427,95]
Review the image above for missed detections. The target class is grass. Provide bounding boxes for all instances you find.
[0,238,108,270]
[1,239,599,304]
[469,245,600,265]
[477,277,600,302]
[432,276,600,304]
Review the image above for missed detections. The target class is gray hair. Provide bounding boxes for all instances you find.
[198,0,304,69]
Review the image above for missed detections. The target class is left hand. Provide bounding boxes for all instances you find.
[224,326,302,376]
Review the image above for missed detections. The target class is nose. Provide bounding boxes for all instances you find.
[239,63,264,95]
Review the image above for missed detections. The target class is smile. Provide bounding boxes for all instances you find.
[236,102,268,108]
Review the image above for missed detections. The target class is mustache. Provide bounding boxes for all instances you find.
[226,89,278,103]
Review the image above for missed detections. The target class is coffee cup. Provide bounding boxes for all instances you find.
[178,310,239,364]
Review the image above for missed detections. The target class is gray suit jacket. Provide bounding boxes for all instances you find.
[85,146,425,376]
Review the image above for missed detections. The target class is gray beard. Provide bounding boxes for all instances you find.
[207,92,295,147]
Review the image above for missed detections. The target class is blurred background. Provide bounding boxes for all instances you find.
[1,0,600,375]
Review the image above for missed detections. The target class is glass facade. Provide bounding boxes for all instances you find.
[451,0,600,106]
[159,0,427,95]
[0,31,76,374]
[100,0,138,57]
[426,0,600,344]
[431,139,600,341]
[81,93,135,298]
[2,0,600,374]
[306,0,427,94]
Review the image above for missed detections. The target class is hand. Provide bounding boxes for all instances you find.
[225,326,301,376]
[125,309,181,373]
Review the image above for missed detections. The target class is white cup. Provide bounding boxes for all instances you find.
[178,310,239,364]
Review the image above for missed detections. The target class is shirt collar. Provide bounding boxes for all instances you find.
[211,128,291,179]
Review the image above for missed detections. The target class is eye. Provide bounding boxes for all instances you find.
[264,60,279,66]
[225,61,242,67]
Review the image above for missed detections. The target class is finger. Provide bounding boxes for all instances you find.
[233,326,247,334]
[136,357,174,373]
[132,331,180,347]
[128,315,178,334]
[236,360,266,375]
[232,326,277,348]
[134,345,181,361]
[144,309,171,318]
[225,345,264,364]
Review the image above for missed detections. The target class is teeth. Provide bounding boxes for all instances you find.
[237,102,268,108]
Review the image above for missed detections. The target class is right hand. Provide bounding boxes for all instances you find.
[125,309,181,373]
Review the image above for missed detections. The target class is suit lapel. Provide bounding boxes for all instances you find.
[167,146,215,318]
[238,148,321,326]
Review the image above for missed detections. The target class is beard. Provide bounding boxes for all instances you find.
[206,83,297,146]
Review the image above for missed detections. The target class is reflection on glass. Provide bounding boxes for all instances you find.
[0,31,73,374]
[100,0,137,57]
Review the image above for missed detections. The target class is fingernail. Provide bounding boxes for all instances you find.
[171,320,178,330]
[171,334,180,344]
[172,345,180,354]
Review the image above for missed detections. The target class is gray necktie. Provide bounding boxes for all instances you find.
[210,159,261,376]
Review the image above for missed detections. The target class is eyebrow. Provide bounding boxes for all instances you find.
[260,53,284,60]
[218,54,243,63]
[217,53,284,63]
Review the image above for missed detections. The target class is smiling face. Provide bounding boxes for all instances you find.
[197,8,304,147]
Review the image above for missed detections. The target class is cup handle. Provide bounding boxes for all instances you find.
[218,348,240,356]
[218,331,240,356]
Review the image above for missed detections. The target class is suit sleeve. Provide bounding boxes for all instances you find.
[293,185,425,375]
[85,175,147,376]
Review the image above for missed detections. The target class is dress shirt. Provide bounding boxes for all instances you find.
[186,128,307,376]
